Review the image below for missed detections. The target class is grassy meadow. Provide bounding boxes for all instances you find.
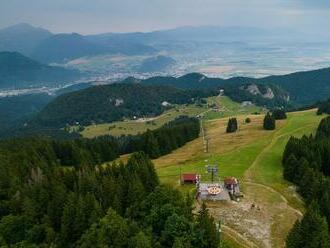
[80,96,263,138]
[153,109,323,248]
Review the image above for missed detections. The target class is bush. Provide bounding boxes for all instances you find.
[245,118,251,123]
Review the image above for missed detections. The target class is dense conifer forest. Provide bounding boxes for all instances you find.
[0,116,219,247]
[282,116,330,247]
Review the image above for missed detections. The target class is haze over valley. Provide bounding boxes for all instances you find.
[1,23,330,97]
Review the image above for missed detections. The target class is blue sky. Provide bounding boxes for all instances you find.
[0,0,329,34]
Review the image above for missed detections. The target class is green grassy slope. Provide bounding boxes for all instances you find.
[153,109,323,248]
[80,96,263,138]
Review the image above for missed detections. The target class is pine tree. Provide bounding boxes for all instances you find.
[194,202,220,248]
[286,202,330,248]
[263,112,276,130]
[226,118,238,133]
[272,109,287,120]
[143,130,160,159]
[130,231,152,248]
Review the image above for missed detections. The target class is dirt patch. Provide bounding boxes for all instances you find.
[207,182,301,248]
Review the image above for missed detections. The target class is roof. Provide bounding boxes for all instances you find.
[182,173,197,181]
[224,177,238,185]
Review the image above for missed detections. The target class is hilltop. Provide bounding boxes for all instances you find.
[0,23,52,56]
[34,83,211,128]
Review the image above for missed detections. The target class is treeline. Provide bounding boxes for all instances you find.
[282,116,330,247]
[317,98,330,115]
[120,116,200,158]
[0,117,200,174]
[0,150,220,247]
[35,83,212,127]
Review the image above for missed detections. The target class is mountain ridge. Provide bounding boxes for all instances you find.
[0,51,82,89]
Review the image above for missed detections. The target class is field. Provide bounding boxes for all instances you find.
[153,109,323,248]
[80,96,263,138]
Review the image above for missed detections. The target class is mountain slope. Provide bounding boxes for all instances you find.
[126,73,289,108]
[257,67,330,105]
[0,51,82,88]
[0,23,52,56]
[131,67,330,107]
[35,83,210,127]
[31,33,109,63]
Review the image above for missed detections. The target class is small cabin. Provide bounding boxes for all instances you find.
[182,173,198,184]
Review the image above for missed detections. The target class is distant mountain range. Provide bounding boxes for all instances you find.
[0,23,158,63]
[0,51,82,89]
[0,23,316,65]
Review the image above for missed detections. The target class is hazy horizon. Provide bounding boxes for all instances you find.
[1,0,330,35]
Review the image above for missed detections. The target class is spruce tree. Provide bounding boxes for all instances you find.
[263,112,275,130]
[286,202,330,248]
[226,118,238,133]
[194,202,220,248]
[272,109,287,120]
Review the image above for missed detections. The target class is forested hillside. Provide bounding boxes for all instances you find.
[126,73,291,108]
[0,52,81,89]
[317,98,330,115]
[0,94,52,131]
[0,128,218,247]
[35,83,211,128]
[282,116,330,247]
[127,67,330,107]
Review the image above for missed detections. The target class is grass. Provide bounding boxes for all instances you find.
[153,108,323,248]
[81,104,207,138]
[204,96,263,120]
[80,96,264,138]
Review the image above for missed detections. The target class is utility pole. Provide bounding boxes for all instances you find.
[206,165,218,183]
[179,164,182,185]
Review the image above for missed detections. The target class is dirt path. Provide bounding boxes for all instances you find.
[208,116,311,248]
[242,181,303,218]
[222,225,259,248]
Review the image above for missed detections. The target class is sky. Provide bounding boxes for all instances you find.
[0,0,330,34]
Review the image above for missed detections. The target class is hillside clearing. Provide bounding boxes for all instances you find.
[154,109,323,248]
[80,96,263,138]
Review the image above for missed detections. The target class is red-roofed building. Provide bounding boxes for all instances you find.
[182,173,198,184]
